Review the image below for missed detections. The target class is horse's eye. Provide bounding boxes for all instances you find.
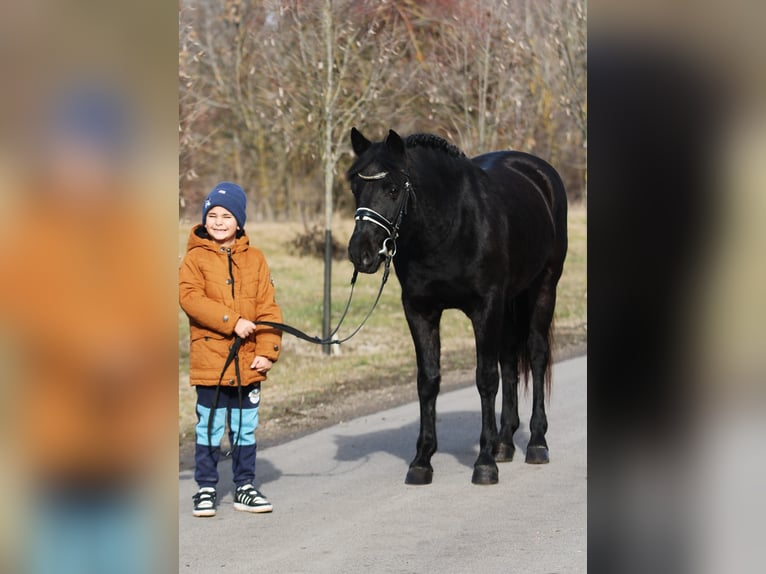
[388,186,398,197]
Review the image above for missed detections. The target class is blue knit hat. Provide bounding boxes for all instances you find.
[202,182,247,229]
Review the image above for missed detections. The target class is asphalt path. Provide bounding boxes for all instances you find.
[179,355,586,573]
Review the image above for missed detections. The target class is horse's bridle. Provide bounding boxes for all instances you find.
[353,172,414,259]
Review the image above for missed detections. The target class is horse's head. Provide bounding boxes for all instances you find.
[346,127,412,274]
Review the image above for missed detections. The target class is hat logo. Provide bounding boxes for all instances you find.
[204,199,211,209]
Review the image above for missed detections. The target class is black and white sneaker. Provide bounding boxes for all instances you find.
[192,487,217,517]
[233,484,273,513]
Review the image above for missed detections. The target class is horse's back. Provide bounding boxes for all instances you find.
[472,151,567,222]
[474,150,567,255]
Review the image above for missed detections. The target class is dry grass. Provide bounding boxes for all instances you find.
[178,203,586,444]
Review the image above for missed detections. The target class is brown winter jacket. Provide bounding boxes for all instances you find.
[179,225,283,387]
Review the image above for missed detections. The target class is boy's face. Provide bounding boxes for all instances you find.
[205,206,239,246]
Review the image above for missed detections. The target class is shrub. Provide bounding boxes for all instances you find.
[288,223,347,260]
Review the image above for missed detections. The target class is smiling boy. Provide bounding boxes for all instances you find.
[179,181,283,517]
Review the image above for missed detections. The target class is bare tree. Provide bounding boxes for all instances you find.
[261,1,414,347]
[178,0,587,214]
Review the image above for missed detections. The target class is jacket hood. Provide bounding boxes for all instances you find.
[186,223,251,254]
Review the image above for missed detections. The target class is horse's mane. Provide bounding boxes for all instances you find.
[348,132,467,179]
[405,133,467,159]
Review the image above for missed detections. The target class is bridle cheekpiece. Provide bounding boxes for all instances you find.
[354,172,413,259]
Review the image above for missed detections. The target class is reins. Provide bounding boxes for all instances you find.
[221,176,411,362]
[221,251,393,366]
[209,255,393,456]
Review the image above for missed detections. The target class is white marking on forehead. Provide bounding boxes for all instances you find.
[358,171,388,181]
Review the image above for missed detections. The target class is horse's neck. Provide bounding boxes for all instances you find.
[400,183,461,257]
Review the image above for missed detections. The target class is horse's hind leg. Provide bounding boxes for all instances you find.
[495,322,522,462]
[494,294,530,462]
[403,302,443,485]
[526,271,558,464]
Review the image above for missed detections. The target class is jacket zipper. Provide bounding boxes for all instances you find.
[226,247,235,300]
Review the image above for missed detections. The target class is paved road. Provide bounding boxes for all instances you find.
[179,355,586,574]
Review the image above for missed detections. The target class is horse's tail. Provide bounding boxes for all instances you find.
[517,336,554,398]
[513,295,554,398]
[544,318,554,397]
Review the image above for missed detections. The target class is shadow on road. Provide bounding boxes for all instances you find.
[179,411,532,489]
[333,410,531,470]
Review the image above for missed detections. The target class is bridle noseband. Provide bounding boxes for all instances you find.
[354,175,413,259]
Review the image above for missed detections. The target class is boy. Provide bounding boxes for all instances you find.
[179,181,283,517]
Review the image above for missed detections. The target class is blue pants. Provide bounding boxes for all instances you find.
[194,383,260,488]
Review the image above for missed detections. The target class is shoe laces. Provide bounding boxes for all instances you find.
[194,487,216,503]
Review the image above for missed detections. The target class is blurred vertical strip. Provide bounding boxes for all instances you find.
[588,1,765,573]
[0,1,178,573]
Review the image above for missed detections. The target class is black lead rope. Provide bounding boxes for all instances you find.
[207,176,411,456]
[207,248,238,457]
[207,253,394,456]
[220,254,392,366]
[248,259,392,347]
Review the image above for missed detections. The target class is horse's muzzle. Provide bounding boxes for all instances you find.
[348,230,385,274]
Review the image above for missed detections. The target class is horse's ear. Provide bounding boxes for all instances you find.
[385,129,405,158]
[350,127,371,156]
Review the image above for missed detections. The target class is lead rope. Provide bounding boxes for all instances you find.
[209,176,412,453]
[208,249,392,455]
[233,347,243,452]
[208,248,242,457]
[209,259,390,459]
[231,247,244,458]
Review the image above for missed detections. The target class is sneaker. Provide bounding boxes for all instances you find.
[233,484,273,513]
[192,487,217,517]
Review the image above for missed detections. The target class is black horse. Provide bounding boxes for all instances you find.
[347,128,568,485]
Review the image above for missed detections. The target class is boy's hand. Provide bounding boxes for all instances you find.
[234,318,257,338]
[251,355,273,374]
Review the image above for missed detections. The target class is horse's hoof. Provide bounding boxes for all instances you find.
[525,445,550,464]
[471,464,499,485]
[405,466,433,485]
[493,442,515,462]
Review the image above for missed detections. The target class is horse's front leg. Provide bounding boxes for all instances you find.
[403,301,442,485]
[471,302,503,485]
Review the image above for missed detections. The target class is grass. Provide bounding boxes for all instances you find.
[178,203,586,444]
